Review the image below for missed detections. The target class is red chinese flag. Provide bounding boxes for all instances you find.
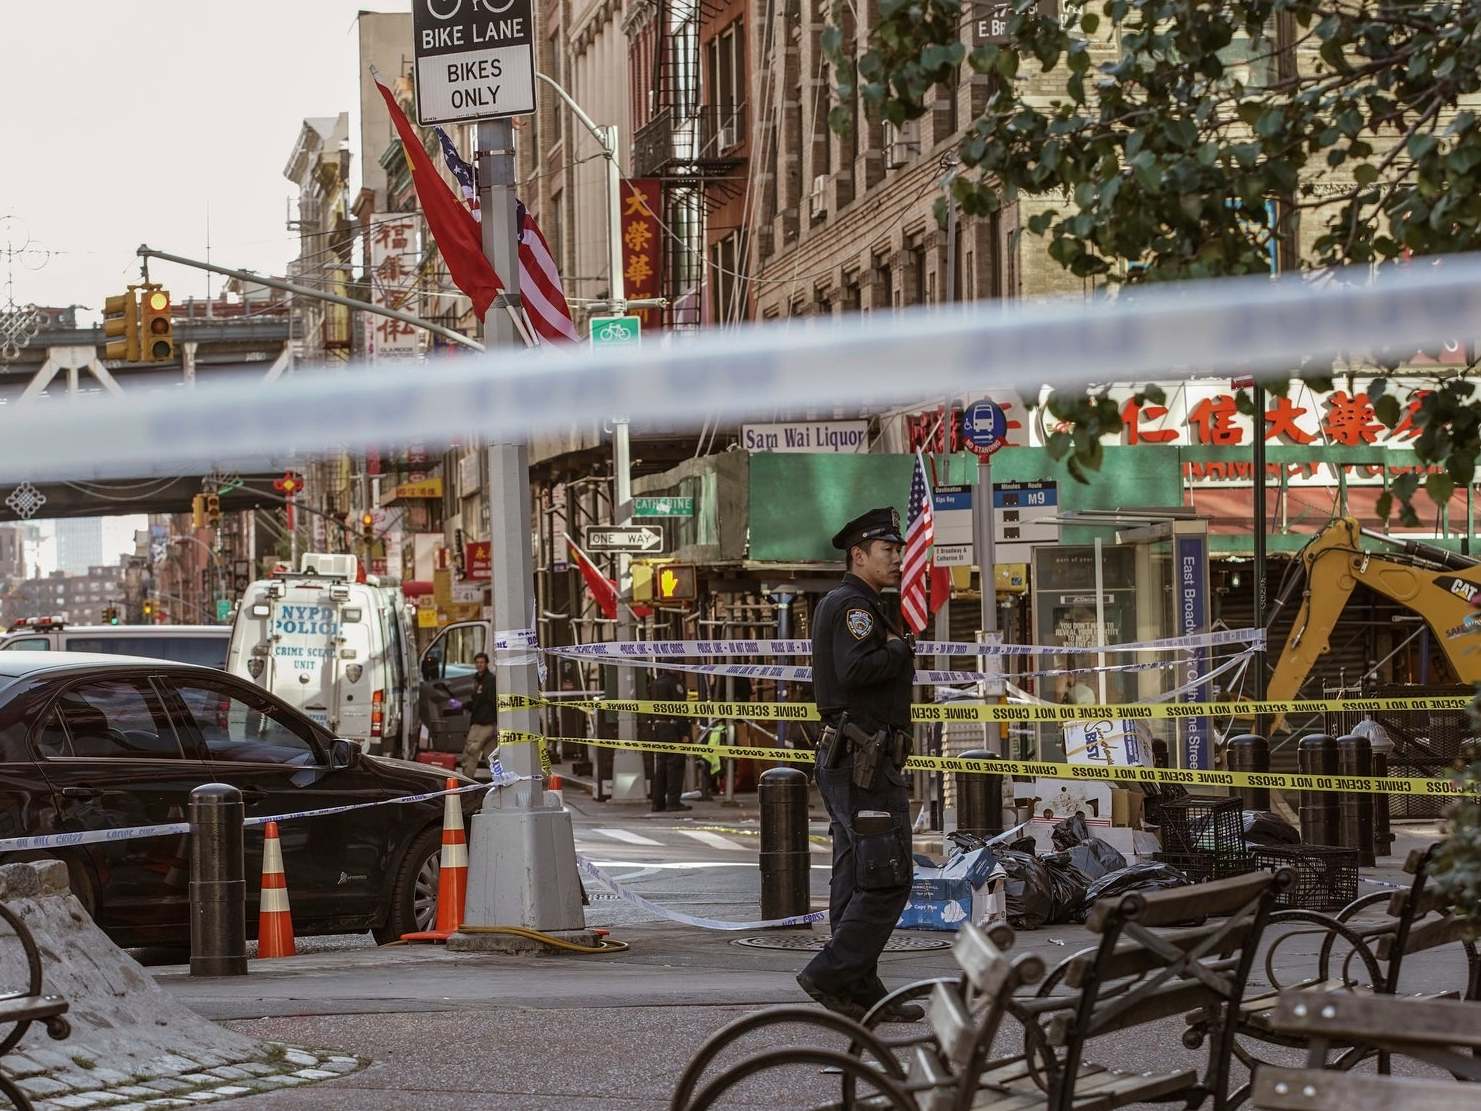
[373,75,502,319]
[567,537,618,620]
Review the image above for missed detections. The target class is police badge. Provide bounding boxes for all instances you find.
[846,608,874,640]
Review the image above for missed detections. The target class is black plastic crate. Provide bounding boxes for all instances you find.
[1150,796,1250,882]
[1249,844,1358,911]
[1152,850,1254,884]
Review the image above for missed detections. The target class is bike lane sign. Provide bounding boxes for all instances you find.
[413,0,537,125]
[589,315,642,348]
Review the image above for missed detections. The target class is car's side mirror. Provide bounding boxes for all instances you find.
[330,738,362,769]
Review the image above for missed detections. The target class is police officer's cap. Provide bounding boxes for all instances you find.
[831,506,904,551]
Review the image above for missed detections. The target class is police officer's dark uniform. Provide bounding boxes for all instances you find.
[797,507,923,1023]
[647,670,693,813]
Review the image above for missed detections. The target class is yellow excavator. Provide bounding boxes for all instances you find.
[1266,516,1481,729]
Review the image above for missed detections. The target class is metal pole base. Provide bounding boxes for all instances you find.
[447,926,600,954]
[607,751,648,801]
[452,796,587,935]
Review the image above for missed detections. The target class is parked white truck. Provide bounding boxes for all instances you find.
[225,554,419,757]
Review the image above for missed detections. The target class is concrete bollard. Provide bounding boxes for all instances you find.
[1336,734,1376,867]
[189,783,247,977]
[1226,734,1271,810]
[1297,734,1339,846]
[758,766,810,924]
[955,750,1001,838]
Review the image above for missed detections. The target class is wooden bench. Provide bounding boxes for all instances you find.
[0,901,71,1111]
[1249,989,1481,1109]
[1187,846,1480,1100]
[671,869,1292,1111]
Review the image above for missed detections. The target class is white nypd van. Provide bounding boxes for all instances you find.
[225,554,418,756]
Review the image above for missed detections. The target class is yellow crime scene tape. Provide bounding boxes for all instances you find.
[494,729,552,775]
[498,693,1474,724]
[501,732,1471,797]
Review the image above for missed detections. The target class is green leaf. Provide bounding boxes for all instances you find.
[1047,430,1073,460]
[1353,163,1378,186]
[1375,490,1394,522]
[1373,394,1400,428]
[1409,133,1438,160]
[1080,12,1100,34]
[1425,471,1455,505]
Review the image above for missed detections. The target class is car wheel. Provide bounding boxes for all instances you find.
[373,826,441,944]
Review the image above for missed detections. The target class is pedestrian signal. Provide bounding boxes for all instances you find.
[139,287,174,362]
[103,289,141,362]
[656,564,697,602]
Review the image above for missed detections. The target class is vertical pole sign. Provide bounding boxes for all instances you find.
[1175,531,1212,771]
[962,398,1006,756]
[412,0,537,124]
[411,1,588,942]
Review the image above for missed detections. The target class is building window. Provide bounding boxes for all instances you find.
[708,231,748,324]
[706,20,745,154]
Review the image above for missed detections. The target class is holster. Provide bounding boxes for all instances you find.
[844,722,888,790]
[820,714,849,769]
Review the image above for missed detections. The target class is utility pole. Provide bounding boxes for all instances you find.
[534,70,650,800]
[429,39,586,941]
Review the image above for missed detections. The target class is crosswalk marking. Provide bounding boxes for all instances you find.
[676,829,749,852]
[591,827,663,846]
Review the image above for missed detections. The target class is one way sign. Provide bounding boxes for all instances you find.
[584,525,665,554]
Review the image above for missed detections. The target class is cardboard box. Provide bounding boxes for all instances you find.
[899,851,1006,931]
[1111,788,1145,829]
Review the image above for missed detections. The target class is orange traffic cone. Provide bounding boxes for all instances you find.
[402,778,468,943]
[256,821,296,958]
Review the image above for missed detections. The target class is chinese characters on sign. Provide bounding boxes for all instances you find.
[463,540,492,580]
[620,178,662,330]
[368,213,425,363]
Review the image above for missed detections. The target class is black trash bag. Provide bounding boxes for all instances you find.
[1051,813,1091,851]
[946,830,991,857]
[1242,810,1300,846]
[1041,853,1093,924]
[1007,836,1038,855]
[995,849,1056,930]
[1065,837,1129,882]
[1082,861,1193,908]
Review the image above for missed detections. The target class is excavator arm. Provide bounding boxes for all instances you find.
[1266,516,1481,729]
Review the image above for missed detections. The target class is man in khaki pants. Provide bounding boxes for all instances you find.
[461,652,498,778]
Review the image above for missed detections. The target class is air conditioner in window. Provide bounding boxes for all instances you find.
[718,123,739,151]
[808,174,828,217]
[884,119,920,170]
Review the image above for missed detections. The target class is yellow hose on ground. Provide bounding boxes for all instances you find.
[455,925,630,953]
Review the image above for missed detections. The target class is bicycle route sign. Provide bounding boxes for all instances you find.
[412,0,536,125]
[589,315,642,348]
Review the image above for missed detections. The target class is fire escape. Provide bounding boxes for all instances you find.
[632,0,746,329]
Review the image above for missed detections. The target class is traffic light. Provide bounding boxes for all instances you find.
[138,286,174,362]
[142,599,154,619]
[192,494,206,529]
[102,606,120,625]
[655,563,698,603]
[361,512,375,544]
[205,492,221,527]
[103,288,140,362]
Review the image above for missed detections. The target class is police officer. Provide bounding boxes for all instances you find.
[796,507,924,1023]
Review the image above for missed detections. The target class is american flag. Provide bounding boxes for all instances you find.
[901,450,935,633]
[433,127,578,345]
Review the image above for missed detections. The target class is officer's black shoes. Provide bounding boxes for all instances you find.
[669,803,693,812]
[867,998,926,1023]
[795,972,867,1021]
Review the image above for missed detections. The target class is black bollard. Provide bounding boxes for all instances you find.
[1297,734,1339,846]
[955,750,1001,838]
[759,767,810,924]
[189,783,246,977]
[1227,734,1271,810]
[1336,734,1376,867]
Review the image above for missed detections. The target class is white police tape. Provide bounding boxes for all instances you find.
[13,256,1481,481]
[0,780,506,854]
[548,647,1239,687]
[550,627,1263,661]
[575,855,826,930]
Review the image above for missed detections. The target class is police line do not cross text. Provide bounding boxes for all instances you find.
[413,0,537,125]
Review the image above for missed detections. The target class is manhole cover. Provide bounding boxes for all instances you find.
[730,934,949,952]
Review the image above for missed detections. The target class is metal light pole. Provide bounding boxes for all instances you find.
[449,116,589,949]
[534,72,650,800]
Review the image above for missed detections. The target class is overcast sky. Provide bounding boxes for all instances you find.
[1,1,410,320]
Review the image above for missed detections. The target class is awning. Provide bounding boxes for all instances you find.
[1188,484,1475,536]
[401,580,434,598]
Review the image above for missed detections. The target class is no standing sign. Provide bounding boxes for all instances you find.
[413,0,536,125]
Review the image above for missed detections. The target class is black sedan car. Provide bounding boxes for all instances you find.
[0,653,478,947]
